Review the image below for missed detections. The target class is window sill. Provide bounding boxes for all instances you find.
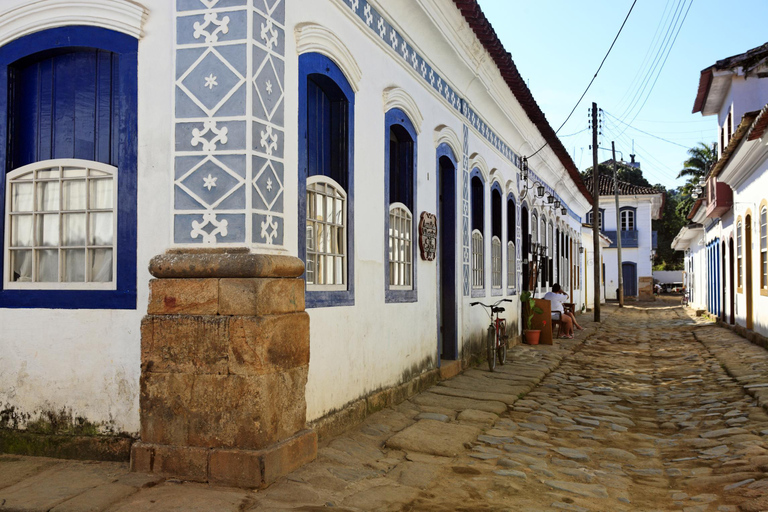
[306,289,355,308]
[0,289,136,310]
[385,288,417,303]
[471,288,486,298]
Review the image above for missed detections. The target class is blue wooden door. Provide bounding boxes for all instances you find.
[622,262,637,297]
[8,48,118,170]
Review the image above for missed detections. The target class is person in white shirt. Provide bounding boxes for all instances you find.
[543,283,579,338]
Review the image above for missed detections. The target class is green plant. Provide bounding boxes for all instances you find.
[519,290,544,331]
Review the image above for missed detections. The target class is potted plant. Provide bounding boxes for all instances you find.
[520,290,544,345]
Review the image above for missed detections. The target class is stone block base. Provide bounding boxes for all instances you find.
[0,430,133,462]
[131,429,317,488]
[439,359,463,380]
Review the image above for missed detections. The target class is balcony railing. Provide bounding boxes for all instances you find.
[603,230,639,248]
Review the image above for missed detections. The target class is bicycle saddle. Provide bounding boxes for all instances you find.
[492,306,505,313]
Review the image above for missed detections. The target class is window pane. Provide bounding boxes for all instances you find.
[37,249,59,282]
[62,180,87,210]
[62,166,87,178]
[89,178,113,209]
[10,250,32,282]
[90,248,113,282]
[37,214,59,247]
[335,256,343,284]
[11,215,33,247]
[89,212,113,246]
[62,213,87,246]
[37,181,60,211]
[12,182,34,212]
[63,249,86,282]
[37,168,60,179]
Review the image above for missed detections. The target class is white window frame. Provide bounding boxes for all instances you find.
[388,202,413,290]
[472,229,484,289]
[491,236,502,289]
[507,241,516,291]
[4,158,118,290]
[306,175,347,291]
[621,210,634,231]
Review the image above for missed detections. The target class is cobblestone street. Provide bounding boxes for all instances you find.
[6,302,768,511]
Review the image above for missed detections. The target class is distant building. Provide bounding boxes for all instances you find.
[583,173,663,300]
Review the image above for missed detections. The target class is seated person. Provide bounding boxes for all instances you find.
[543,283,578,338]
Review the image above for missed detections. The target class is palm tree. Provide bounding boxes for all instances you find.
[677,142,717,180]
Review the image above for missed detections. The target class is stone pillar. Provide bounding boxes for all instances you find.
[130,249,316,488]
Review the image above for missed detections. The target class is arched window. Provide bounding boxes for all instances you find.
[620,207,636,231]
[491,183,502,291]
[299,53,355,306]
[385,109,417,300]
[761,205,767,290]
[471,171,484,293]
[507,195,516,293]
[0,27,137,309]
[737,218,743,291]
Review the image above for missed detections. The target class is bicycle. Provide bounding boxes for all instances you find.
[470,298,513,371]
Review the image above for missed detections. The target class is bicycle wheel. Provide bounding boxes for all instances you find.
[486,325,496,372]
[497,322,507,365]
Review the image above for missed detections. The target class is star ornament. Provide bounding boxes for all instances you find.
[203,174,218,191]
[204,74,218,90]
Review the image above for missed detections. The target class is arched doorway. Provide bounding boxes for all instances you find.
[437,150,457,360]
[729,237,735,325]
[746,214,754,330]
[722,240,727,322]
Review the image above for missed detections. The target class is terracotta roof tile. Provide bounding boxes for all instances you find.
[582,174,662,196]
[451,0,592,204]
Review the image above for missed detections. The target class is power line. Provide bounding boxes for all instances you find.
[527,0,638,160]
[558,128,589,138]
[604,110,691,148]
[615,0,687,122]
[618,0,694,131]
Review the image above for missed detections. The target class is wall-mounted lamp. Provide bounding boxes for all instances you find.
[536,184,545,197]
[561,207,567,215]
[522,156,529,182]
[547,194,554,204]
[554,200,561,209]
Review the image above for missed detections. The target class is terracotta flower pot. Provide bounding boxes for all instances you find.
[525,330,541,345]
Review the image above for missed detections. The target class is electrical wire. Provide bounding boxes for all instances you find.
[526,0,638,160]
[617,0,694,132]
[604,110,691,148]
[615,0,687,122]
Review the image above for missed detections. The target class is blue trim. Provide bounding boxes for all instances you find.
[384,108,417,303]
[0,27,137,310]
[298,53,355,308]
[469,167,485,297]
[436,143,458,360]
[506,194,516,294]
[621,261,638,296]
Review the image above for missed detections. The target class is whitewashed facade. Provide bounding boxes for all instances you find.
[674,43,768,336]
[0,0,592,440]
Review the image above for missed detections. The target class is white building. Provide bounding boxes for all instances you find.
[0,0,593,458]
[583,173,663,300]
[674,42,768,337]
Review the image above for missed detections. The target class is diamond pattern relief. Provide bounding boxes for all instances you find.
[178,157,244,209]
[253,159,283,211]
[254,56,283,122]
[178,49,245,116]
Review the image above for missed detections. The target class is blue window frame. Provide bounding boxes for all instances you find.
[506,194,516,294]
[619,206,637,231]
[490,182,502,295]
[0,26,137,309]
[298,53,355,308]
[385,108,417,303]
[470,168,485,297]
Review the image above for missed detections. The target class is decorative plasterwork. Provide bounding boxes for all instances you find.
[383,86,423,133]
[468,153,489,182]
[0,0,148,46]
[173,0,286,247]
[295,22,362,92]
[433,124,461,158]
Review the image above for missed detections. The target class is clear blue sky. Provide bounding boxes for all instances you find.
[476,0,768,190]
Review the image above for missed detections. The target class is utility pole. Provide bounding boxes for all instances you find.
[591,102,601,322]
[613,141,624,307]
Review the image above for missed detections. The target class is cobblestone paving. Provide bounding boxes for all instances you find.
[6,302,768,511]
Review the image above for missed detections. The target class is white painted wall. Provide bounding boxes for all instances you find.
[0,0,173,434]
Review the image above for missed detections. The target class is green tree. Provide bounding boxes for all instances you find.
[653,187,685,270]
[676,141,718,219]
